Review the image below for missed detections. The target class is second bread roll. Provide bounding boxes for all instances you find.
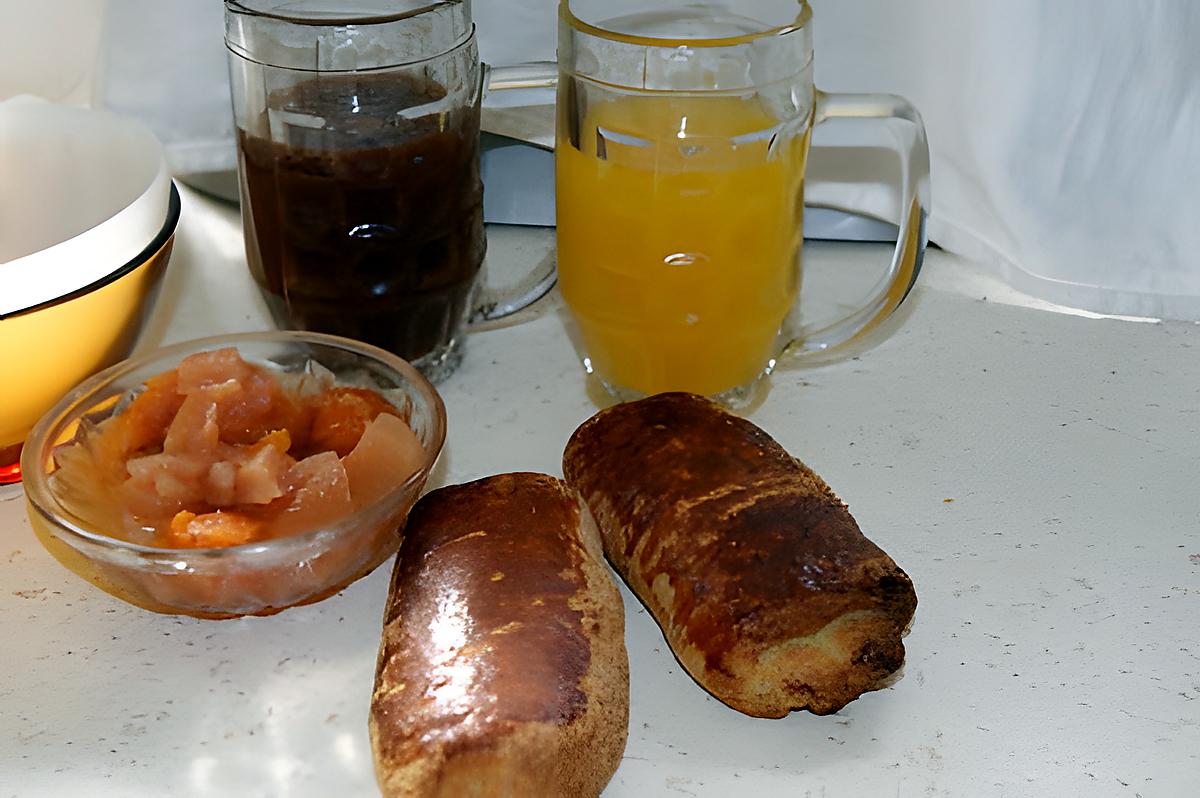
[563,393,918,717]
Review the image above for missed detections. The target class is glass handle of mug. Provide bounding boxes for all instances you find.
[782,91,931,362]
[470,62,561,324]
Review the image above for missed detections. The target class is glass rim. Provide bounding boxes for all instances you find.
[224,19,477,73]
[225,0,459,27]
[560,0,812,50]
[21,330,447,561]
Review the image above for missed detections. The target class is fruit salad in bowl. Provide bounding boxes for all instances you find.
[21,331,446,618]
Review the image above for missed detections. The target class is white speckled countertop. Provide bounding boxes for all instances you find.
[2,187,1198,797]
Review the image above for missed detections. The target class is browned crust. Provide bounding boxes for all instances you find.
[370,473,629,796]
[563,393,917,717]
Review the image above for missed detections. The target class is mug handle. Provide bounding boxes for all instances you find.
[470,62,560,323]
[781,91,931,363]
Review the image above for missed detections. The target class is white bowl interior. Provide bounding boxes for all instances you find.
[0,96,170,315]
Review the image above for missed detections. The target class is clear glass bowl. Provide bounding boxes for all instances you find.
[21,331,446,619]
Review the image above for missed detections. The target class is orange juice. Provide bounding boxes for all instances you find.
[557,93,810,397]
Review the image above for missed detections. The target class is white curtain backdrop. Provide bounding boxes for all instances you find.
[807,0,1200,320]
[8,0,1194,319]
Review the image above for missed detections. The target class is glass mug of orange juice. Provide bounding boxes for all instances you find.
[553,0,930,405]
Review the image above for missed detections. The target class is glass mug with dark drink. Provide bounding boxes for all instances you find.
[224,0,555,381]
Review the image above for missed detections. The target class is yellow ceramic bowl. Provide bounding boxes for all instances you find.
[0,185,180,477]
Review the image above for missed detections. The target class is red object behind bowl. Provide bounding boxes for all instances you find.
[0,444,20,485]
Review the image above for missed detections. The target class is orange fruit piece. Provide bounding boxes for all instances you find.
[167,510,262,548]
[307,387,399,458]
[170,510,197,537]
[252,429,292,454]
[92,369,185,476]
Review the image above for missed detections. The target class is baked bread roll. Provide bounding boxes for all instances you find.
[563,393,917,717]
[370,473,628,797]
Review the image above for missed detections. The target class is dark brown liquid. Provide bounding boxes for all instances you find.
[238,74,485,363]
